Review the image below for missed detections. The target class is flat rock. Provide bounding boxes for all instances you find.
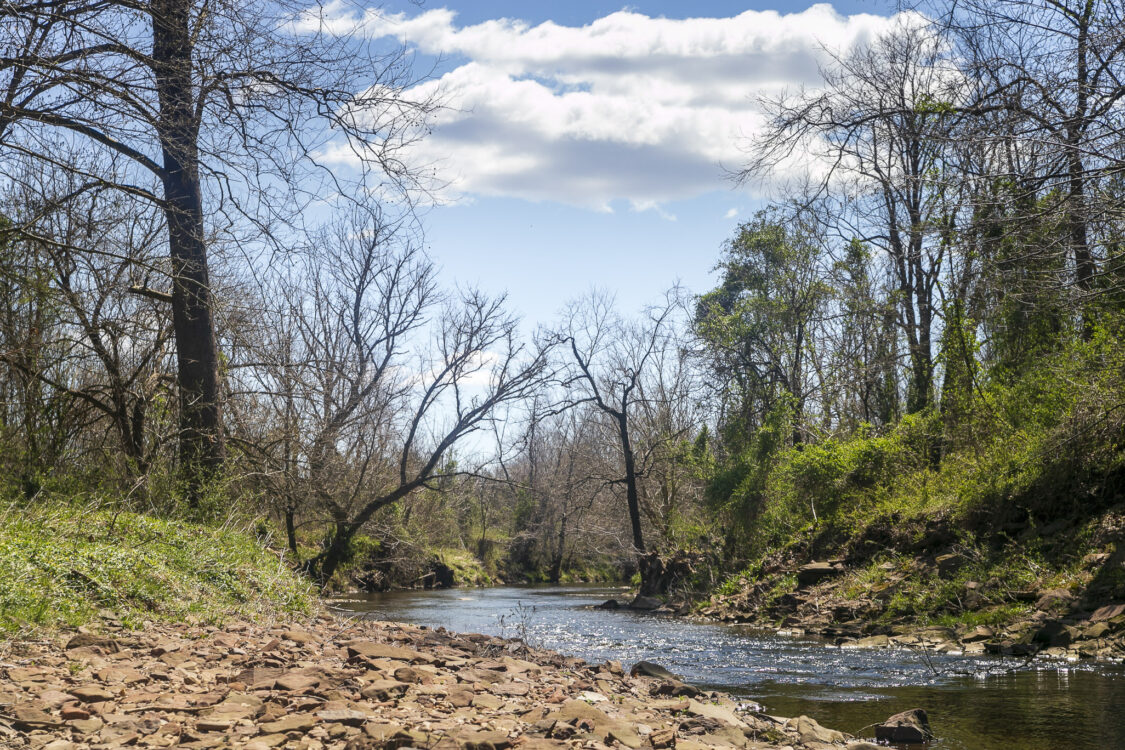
[454,729,513,750]
[359,679,410,701]
[233,667,285,689]
[316,708,368,725]
[471,694,505,710]
[1090,603,1125,623]
[65,634,120,653]
[259,713,319,733]
[686,700,747,729]
[281,629,315,644]
[274,671,321,691]
[797,562,844,587]
[10,705,63,728]
[491,681,531,696]
[68,685,115,703]
[347,641,429,663]
[630,661,680,681]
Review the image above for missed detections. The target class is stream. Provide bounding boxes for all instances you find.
[331,583,1125,750]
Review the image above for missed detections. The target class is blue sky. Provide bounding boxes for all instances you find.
[309,1,904,327]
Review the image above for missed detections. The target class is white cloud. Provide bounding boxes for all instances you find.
[304,3,922,210]
[724,207,739,219]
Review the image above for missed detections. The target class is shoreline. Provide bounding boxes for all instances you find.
[0,613,885,750]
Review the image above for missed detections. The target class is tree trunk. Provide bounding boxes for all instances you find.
[549,517,567,583]
[152,0,225,496]
[285,506,298,555]
[1069,3,1096,338]
[618,409,649,592]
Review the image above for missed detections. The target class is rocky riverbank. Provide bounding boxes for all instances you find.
[695,557,1125,662]
[0,614,888,750]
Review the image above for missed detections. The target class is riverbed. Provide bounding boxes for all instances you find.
[331,584,1125,750]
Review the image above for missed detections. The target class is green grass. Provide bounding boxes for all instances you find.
[0,501,314,637]
[436,547,496,587]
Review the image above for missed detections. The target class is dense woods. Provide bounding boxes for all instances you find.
[1,0,1123,619]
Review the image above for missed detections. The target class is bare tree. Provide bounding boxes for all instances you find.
[950,0,1125,327]
[237,208,554,584]
[501,400,619,583]
[741,23,964,413]
[0,155,174,484]
[560,290,688,596]
[0,0,438,490]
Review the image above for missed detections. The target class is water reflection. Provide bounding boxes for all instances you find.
[333,584,1125,750]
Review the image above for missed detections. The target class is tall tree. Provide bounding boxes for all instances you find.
[695,206,832,446]
[741,23,962,413]
[951,0,1125,333]
[0,0,436,491]
[560,290,683,596]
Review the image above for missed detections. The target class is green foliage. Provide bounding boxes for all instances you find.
[704,317,1125,626]
[0,499,314,637]
[695,206,832,452]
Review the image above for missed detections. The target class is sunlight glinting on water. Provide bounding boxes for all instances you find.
[334,584,1125,750]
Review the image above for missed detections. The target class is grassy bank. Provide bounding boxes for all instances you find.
[0,501,314,637]
[703,334,1125,634]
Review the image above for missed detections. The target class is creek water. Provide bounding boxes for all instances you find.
[331,583,1125,750]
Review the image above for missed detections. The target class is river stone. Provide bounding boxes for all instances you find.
[69,685,115,703]
[347,641,429,663]
[65,633,120,653]
[359,679,410,701]
[797,562,843,587]
[788,715,845,744]
[630,595,663,610]
[597,599,621,610]
[630,661,679,681]
[1090,603,1125,623]
[455,729,513,750]
[685,700,747,728]
[874,708,933,743]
